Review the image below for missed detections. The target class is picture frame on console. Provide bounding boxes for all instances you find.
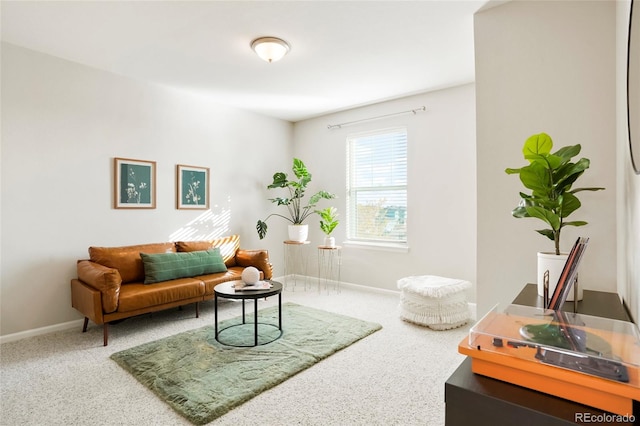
[177,164,209,210]
[114,157,156,209]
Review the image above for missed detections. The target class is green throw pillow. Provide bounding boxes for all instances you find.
[140,248,227,284]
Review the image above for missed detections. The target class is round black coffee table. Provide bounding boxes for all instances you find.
[213,280,283,347]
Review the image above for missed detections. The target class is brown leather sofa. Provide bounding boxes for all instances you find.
[70,235,272,346]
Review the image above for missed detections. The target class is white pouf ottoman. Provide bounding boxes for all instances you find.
[397,275,471,330]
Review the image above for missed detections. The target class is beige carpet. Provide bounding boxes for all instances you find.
[0,282,470,425]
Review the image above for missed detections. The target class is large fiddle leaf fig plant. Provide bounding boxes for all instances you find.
[256,158,335,239]
[505,133,604,255]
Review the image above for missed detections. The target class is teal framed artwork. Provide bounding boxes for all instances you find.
[114,157,156,209]
[177,164,209,209]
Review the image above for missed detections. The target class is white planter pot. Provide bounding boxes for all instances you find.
[323,236,336,248]
[537,252,583,302]
[287,224,309,242]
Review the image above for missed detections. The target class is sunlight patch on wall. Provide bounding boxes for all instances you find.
[169,203,231,241]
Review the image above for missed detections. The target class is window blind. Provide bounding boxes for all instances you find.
[346,127,408,244]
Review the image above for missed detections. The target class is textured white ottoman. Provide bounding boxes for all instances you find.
[397,275,471,330]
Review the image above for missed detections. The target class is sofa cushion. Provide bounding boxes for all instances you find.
[176,235,239,267]
[140,248,227,284]
[117,278,205,313]
[89,242,176,283]
[236,249,272,280]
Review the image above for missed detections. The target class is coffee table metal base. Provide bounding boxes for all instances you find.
[216,321,282,347]
[214,281,283,347]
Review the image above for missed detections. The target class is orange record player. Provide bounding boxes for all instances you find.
[459,304,640,416]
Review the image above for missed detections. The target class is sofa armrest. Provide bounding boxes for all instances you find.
[236,249,273,280]
[76,260,122,313]
[71,279,105,324]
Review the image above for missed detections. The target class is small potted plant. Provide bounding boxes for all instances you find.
[257,158,335,241]
[318,207,339,247]
[505,132,604,297]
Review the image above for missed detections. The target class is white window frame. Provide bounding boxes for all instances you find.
[345,127,408,251]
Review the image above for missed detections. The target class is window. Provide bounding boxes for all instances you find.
[346,127,407,246]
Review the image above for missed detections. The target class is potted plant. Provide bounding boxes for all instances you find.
[257,158,335,241]
[318,206,339,247]
[505,132,604,298]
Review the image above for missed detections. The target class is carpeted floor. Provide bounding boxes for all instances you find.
[0,282,471,425]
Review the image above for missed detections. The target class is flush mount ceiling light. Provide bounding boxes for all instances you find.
[250,37,290,63]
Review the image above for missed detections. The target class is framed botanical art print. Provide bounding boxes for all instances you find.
[114,157,156,209]
[177,164,209,209]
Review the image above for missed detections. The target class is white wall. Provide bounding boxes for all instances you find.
[474,1,617,316]
[293,85,477,298]
[617,0,640,323]
[5,0,632,339]
[0,43,293,336]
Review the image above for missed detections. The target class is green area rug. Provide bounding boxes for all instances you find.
[110,302,382,425]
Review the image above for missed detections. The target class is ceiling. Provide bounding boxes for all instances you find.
[1,1,489,122]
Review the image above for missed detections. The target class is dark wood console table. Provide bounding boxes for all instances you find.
[512,284,632,320]
[445,284,638,426]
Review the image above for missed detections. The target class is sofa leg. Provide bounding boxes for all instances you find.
[82,317,89,333]
[196,302,200,318]
[103,323,109,346]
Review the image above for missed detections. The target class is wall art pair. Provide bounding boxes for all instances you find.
[114,157,209,210]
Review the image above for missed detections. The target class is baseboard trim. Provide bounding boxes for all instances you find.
[0,319,84,345]
[1,279,477,344]
[468,302,477,321]
[279,275,478,320]
[276,275,401,296]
